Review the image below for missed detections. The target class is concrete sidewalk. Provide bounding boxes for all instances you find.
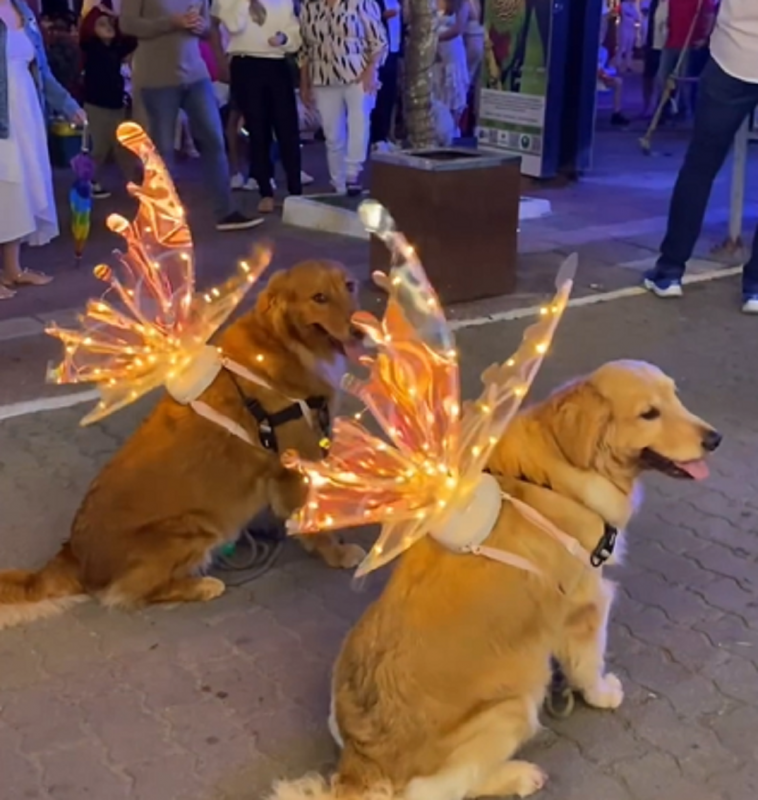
[1,275,756,800]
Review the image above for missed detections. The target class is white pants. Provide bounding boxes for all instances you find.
[313,81,375,190]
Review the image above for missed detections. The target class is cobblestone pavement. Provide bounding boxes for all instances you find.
[1,274,757,799]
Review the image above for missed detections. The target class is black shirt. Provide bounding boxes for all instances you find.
[80,38,136,110]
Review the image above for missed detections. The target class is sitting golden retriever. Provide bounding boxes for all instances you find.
[271,360,720,800]
[0,260,366,630]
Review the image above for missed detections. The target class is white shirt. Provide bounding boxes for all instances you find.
[211,0,302,58]
[710,0,758,83]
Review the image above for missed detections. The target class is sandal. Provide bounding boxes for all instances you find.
[0,284,16,300]
[7,269,53,287]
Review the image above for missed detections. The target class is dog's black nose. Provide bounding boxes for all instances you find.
[702,429,722,452]
[349,325,365,341]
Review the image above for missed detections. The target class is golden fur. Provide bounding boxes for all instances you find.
[269,360,720,800]
[0,260,366,629]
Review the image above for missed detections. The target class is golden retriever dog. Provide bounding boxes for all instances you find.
[269,360,720,800]
[0,260,366,630]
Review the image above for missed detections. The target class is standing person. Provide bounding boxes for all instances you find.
[79,4,137,198]
[641,0,664,116]
[369,0,401,149]
[432,0,469,136]
[643,1,758,313]
[0,0,86,300]
[657,0,715,120]
[616,0,641,73]
[299,0,387,196]
[120,0,260,231]
[212,0,302,214]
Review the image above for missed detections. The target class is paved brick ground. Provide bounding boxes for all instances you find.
[1,274,757,800]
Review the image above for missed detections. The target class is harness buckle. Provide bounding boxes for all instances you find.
[590,524,618,568]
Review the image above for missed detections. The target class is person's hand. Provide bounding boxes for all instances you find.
[267,32,287,47]
[95,3,117,14]
[361,66,381,95]
[217,56,231,84]
[70,108,88,127]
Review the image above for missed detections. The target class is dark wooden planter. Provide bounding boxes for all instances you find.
[369,148,521,305]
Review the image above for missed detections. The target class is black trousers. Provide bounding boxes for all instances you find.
[370,51,400,144]
[230,55,302,197]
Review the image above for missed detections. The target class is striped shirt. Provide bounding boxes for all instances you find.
[300,0,387,85]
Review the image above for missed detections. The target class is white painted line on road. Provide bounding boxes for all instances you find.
[0,264,743,421]
[0,390,100,422]
[449,265,742,331]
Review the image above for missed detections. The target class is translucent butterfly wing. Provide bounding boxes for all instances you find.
[46,122,272,425]
[456,254,576,479]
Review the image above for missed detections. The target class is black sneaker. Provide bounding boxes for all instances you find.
[91,182,111,199]
[610,112,630,127]
[215,212,265,232]
[346,179,362,197]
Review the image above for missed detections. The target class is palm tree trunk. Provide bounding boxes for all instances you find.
[403,0,438,148]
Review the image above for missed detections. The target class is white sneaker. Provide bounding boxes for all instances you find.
[243,177,258,192]
[301,170,315,185]
[230,173,244,190]
[742,296,758,314]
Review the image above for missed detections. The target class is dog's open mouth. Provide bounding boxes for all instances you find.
[313,324,348,355]
[640,448,710,480]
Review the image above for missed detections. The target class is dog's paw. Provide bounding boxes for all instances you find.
[582,672,624,709]
[334,543,366,569]
[197,576,226,602]
[510,762,548,798]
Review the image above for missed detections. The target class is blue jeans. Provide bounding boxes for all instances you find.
[141,79,232,221]
[656,58,758,296]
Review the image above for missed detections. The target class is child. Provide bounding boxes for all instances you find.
[79,6,137,198]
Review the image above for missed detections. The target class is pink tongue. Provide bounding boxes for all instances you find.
[675,459,710,481]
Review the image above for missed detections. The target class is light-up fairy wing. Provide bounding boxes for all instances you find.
[46,122,272,425]
[285,200,576,577]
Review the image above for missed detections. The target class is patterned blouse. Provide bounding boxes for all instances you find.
[300,0,388,86]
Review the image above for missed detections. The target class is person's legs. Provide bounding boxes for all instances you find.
[84,103,114,190]
[182,78,235,221]
[344,81,375,192]
[313,84,348,192]
[140,85,183,167]
[231,57,275,201]
[268,59,302,197]
[646,59,758,298]
[370,51,399,144]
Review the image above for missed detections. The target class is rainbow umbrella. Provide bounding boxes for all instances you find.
[70,122,94,266]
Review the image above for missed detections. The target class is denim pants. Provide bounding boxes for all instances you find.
[656,58,758,296]
[141,79,232,221]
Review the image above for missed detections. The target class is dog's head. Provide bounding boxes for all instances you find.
[255,260,362,359]
[546,360,720,484]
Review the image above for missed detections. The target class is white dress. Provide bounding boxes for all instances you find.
[0,27,59,246]
[433,14,470,118]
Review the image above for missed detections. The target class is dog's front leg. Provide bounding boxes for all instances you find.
[270,471,365,569]
[554,576,624,710]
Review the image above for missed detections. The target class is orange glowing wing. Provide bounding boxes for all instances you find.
[285,201,576,577]
[46,122,272,425]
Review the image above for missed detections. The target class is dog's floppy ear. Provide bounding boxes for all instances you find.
[547,380,612,471]
[255,270,290,315]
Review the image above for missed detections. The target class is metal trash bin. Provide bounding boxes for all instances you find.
[369,148,520,304]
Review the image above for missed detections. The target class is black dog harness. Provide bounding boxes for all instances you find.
[243,395,332,456]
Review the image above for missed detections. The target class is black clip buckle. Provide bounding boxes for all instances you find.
[258,420,277,452]
[590,524,618,568]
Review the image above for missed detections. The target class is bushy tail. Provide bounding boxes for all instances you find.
[0,543,87,630]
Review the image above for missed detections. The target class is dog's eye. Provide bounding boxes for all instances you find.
[640,407,661,421]
[345,280,356,294]
[312,293,328,304]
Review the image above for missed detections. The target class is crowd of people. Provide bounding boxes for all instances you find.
[0,0,487,300]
